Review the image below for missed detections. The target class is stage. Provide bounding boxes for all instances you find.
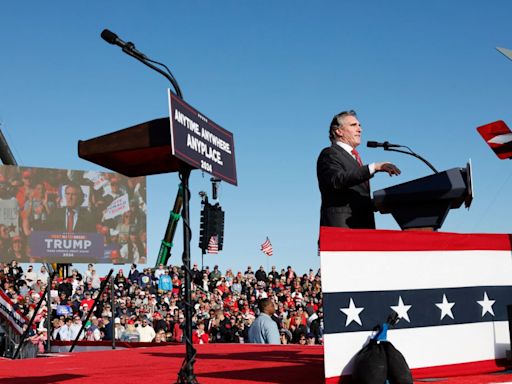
[1,344,512,383]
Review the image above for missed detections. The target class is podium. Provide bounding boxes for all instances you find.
[373,165,473,230]
[78,117,191,176]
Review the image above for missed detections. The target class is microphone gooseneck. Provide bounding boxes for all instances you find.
[366,140,438,174]
[99,28,183,98]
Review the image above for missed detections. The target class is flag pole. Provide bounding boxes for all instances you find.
[266,249,269,274]
[260,236,272,273]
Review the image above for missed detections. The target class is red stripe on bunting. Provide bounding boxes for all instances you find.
[319,226,512,252]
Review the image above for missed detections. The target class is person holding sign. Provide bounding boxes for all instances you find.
[317,110,401,229]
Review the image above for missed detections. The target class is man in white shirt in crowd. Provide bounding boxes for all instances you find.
[154,263,165,280]
[70,315,84,341]
[137,317,156,342]
[58,317,73,341]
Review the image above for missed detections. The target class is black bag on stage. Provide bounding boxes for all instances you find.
[350,340,413,384]
[351,339,387,384]
[383,341,413,384]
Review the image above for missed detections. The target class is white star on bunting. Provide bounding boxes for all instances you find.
[390,296,412,323]
[477,292,495,317]
[340,298,364,326]
[435,294,455,320]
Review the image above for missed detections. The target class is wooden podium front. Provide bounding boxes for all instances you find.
[320,226,512,382]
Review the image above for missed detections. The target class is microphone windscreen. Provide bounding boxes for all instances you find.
[367,141,378,148]
[101,29,118,44]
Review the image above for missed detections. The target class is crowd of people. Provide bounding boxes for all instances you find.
[1,261,323,351]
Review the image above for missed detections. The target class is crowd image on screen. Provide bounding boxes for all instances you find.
[0,166,147,264]
[0,262,323,348]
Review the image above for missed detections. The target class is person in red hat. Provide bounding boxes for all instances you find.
[153,312,166,333]
[120,319,140,342]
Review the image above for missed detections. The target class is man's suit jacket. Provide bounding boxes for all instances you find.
[45,207,96,233]
[316,144,375,229]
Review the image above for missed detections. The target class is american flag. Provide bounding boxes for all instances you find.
[477,120,512,159]
[260,237,273,256]
[207,235,219,254]
[320,226,512,381]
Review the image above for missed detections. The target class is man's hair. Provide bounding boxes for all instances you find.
[258,298,273,313]
[64,182,85,205]
[329,110,357,143]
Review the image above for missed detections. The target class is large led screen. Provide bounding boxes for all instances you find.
[0,166,146,264]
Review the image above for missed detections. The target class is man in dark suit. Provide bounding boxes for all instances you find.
[317,110,400,229]
[46,183,96,233]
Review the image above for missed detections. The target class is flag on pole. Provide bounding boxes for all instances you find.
[260,237,273,256]
[207,235,219,254]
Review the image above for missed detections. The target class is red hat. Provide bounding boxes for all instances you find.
[127,320,134,325]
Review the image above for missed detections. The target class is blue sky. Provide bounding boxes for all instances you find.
[2,1,512,276]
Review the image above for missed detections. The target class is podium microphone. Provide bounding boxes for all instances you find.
[367,141,401,149]
[100,29,148,59]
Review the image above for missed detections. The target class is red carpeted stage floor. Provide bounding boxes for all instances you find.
[1,344,512,384]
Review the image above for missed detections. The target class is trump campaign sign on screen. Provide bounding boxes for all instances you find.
[320,226,512,382]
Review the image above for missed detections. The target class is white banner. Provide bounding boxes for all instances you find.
[103,194,130,221]
[83,171,109,191]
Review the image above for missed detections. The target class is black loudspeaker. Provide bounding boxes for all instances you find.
[198,202,225,252]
